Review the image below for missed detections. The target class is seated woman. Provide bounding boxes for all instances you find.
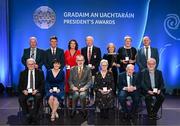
[45,59,65,121]
[94,59,115,119]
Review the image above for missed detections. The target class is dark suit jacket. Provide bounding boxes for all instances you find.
[118,72,140,92]
[141,69,164,94]
[81,46,101,75]
[44,47,65,70]
[18,69,45,95]
[136,47,159,71]
[21,48,44,69]
[69,65,92,91]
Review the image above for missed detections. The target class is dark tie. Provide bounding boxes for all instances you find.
[52,48,55,55]
[30,70,33,89]
[88,47,91,64]
[31,48,35,59]
[146,47,149,59]
[129,75,133,85]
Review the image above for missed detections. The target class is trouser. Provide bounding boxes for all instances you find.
[72,91,87,111]
[145,93,164,115]
[119,90,140,113]
[19,93,42,115]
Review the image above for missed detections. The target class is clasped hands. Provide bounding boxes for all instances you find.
[23,89,38,95]
[124,86,136,92]
[72,86,86,92]
[99,88,111,94]
[49,89,60,93]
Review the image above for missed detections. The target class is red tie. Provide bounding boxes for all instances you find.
[88,47,91,64]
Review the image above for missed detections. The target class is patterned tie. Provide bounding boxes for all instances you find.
[88,47,91,64]
[31,48,35,59]
[30,70,33,89]
[146,47,149,59]
[78,67,82,79]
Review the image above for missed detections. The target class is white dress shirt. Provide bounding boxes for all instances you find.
[51,47,57,55]
[27,69,35,89]
[30,48,37,60]
[144,46,151,59]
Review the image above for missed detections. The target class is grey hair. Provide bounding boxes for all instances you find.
[29,36,37,42]
[124,35,132,41]
[147,58,156,64]
[126,64,134,70]
[26,58,36,64]
[86,36,94,41]
[143,36,151,42]
[100,59,108,66]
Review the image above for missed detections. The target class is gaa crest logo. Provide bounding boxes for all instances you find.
[33,6,56,29]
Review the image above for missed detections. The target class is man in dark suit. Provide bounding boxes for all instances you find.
[21,37,44,69]
[69,55,92,118]
[44,36,65,70]
[81,36,101,96]
[141,58,165,119]
[136,36,159,71]
[81,36,101,76]
[18,58,44,124]
[118,64,140,120]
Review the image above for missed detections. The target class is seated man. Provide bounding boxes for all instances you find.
[69,54,92,118]
[118,64,140,120]
[141,58,165,119]
[18,58,44,124]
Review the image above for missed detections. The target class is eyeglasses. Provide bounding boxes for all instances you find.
[27,63,34,66]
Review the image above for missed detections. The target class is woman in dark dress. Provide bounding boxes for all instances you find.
[103,43,120,94]
[94,59,115,118]
[45,59,65,121]
[117,35,137,73]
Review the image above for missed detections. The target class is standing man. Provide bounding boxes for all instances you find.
[44,36,65,70]
[81,36,101,95]
[141,58,165,119]
[18,58,44,124]
[136,36,159,71]
[21,37,44,69]
[69,55,92,118]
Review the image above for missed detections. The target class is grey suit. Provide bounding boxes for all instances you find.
[136,47,159,71]
[69,65,92,110]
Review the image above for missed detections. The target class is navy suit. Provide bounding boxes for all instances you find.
[21,48,44,69]
[44,47,65,70]
[141,69,165,116]
[136,47,159,71]
[118,72,140,114]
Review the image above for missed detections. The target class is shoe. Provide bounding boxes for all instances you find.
[51,113,55,121]
[70,110,76,118]
[82,111,87,119]
[55,112,59,118]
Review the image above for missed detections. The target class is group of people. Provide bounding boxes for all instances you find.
[18,35,165,124]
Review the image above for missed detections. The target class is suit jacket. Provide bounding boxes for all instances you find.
[136,47,159,71]
[118,72,140,92]
[18,69,45,95]
[44,47,65,70]
[21,48,44,69]
[69,65,92,91]
[141,69,164,93]
[81,46,101,75]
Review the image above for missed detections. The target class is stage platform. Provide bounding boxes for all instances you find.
[0,95,180,125]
